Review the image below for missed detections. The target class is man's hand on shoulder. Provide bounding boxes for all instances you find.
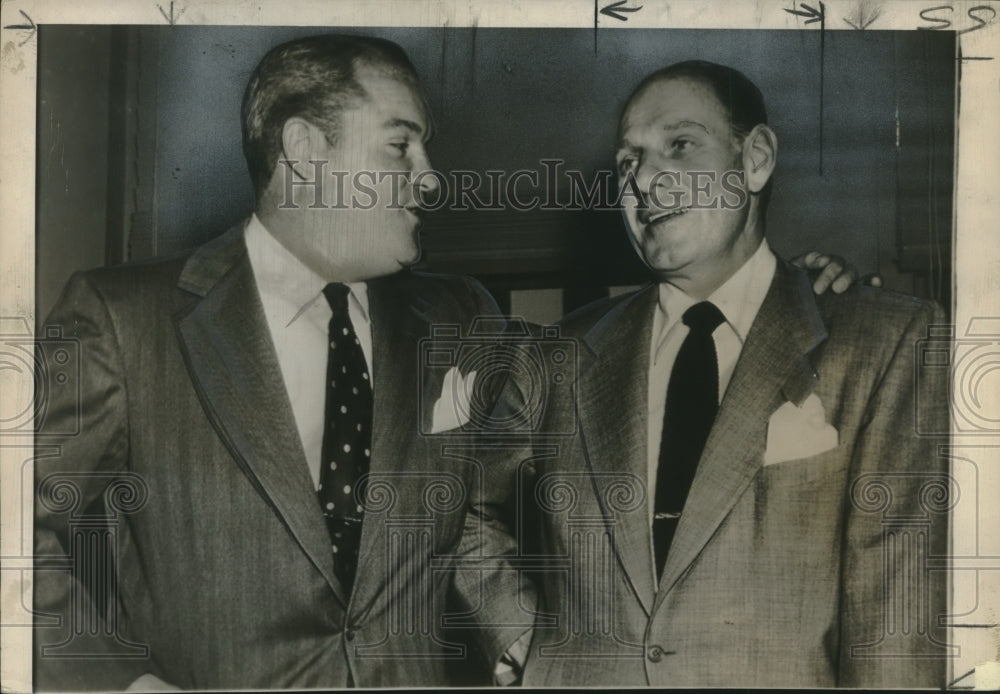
[792,251,884,295]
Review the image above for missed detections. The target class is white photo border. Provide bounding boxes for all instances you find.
[2,1,998,691]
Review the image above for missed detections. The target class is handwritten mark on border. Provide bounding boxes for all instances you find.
[918,4,997,61]
[595,1,644,54]
[843,1,882,30]
[3,10,36,47]
[157,1,185,26]
[785,2,825,24]
[600,1,644,22]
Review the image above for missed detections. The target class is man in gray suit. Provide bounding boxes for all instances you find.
[32,34,529,690]
[32,36,864,690]
[479,60,950,687]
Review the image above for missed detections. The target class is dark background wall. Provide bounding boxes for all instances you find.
[36,26,955,321]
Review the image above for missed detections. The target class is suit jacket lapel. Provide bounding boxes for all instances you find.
[577,285,658,615]
[350,275,430,606]
[174,224,346,606]
[655,259,828,604]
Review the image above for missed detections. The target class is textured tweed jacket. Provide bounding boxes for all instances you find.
[477,259,950,688]
[33,222,526,690]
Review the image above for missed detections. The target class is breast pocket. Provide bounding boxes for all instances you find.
[759,444,850,489]
[749,447,851,554]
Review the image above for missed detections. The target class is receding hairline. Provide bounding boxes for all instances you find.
[618,75,734,140]
[332,58,434,140]
[616,74,738,149]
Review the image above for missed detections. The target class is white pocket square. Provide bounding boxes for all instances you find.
[764,393,838,465]
[430,367,477,434]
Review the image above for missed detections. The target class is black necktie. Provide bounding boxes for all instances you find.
[653,301,726,578]
[317,283,373,596]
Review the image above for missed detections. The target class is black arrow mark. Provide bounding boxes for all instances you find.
[157,1,185,25]
[785,2,824,25]
[3,10,36,47]
[600,1,643,22]
[842,0,881,30]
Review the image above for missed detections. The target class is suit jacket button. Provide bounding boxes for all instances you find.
[647,645,665,663]
[345,628,356,641]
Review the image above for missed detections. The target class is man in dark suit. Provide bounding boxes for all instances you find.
[32,34,529,690]
[480,61,950,687]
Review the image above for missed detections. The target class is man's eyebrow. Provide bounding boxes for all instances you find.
[664,120,710,134]
[616,138,635,153]
[384,118,424,136]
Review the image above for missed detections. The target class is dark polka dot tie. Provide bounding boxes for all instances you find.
[317,283,373,596]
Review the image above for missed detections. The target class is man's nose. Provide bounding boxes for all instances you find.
[638,164,685,210]
[410,148,438,197]
[633,156,660,193]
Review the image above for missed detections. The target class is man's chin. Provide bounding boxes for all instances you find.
[636,244,680,273]
[361,250,421,279]
[644,254,695,284]
[398,243,422,268]
[353,242,421,279]
[338,256,417,282]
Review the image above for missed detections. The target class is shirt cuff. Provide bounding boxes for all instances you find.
[493,627,533,686]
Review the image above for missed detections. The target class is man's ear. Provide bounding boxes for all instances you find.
[280,116,324,180]
[741,123,778,194]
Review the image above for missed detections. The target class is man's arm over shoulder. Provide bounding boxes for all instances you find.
[835,294,950,687]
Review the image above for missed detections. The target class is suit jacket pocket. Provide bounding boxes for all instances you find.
[759,446,849,488]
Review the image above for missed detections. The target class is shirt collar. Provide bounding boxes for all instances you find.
[656,238,777,344]
[244,213,371,327]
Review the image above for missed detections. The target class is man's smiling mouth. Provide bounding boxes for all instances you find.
[647,207,689,224]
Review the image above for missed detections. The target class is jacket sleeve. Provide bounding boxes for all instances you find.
[447,278,538,674]
[836,301,950,688]
[33,272,151,691]
[450,375,538,675]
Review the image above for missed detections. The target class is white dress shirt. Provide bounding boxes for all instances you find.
[247,216,530,677]
[244,214,374,489]
[647,239,777,526]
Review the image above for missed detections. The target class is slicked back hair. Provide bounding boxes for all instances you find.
[622,60,773,214]
[242,34,421,199]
